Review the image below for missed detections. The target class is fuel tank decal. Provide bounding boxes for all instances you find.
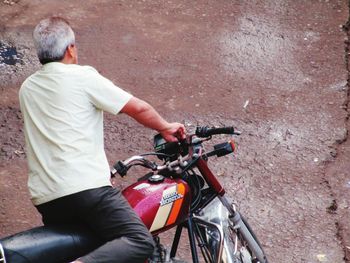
[160,190,183,206]
[166,183,185,226]
[150,183,185,232]
[133,183,150,190]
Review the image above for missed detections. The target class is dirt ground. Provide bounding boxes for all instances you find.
[0,1,349,262]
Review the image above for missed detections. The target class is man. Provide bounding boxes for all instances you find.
[19,17,185,263]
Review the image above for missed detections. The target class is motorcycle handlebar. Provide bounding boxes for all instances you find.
[112,125,241,177]
[195,126,240,137]
[111,153,193,177]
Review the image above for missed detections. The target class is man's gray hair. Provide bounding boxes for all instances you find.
[33,17,75,65]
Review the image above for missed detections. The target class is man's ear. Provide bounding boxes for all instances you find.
[65,44,78,64]
[66,44,76,58]
[60,44,77,64]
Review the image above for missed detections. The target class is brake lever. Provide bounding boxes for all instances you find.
[144,159,158,171]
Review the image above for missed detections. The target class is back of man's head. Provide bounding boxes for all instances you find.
[33,17,75,65]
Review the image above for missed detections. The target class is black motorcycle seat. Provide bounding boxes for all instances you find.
[0,225,103,263]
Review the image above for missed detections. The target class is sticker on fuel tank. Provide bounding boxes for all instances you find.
[150,183,186,232]
[160,189,183,206]
[133,183,150,190]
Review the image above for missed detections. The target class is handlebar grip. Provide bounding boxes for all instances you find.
[195,126,235,137]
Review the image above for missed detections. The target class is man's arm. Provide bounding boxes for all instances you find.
[121,97,185,142]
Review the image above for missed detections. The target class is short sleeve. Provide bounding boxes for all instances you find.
[84,67,132,114]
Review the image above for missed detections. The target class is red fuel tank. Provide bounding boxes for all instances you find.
[122,175,191,234]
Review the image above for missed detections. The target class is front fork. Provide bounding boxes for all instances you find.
[220,196,267,263]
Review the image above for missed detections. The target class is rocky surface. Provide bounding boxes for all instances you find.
[0,1,349,262]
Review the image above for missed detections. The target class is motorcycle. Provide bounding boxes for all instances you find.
[0,126,269,263]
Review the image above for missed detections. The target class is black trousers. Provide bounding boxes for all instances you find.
[36,186,154,263]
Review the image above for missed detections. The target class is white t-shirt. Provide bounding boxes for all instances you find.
[19,62,132,205]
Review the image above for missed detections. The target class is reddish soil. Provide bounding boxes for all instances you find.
[0,1,349,262]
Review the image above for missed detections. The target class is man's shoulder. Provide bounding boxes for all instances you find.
[67,65,103,81]
[39,63,99,75]
[19,64,101,91]
[74,64,98,74]
[20,68,44,90]
[20,72,36,92]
